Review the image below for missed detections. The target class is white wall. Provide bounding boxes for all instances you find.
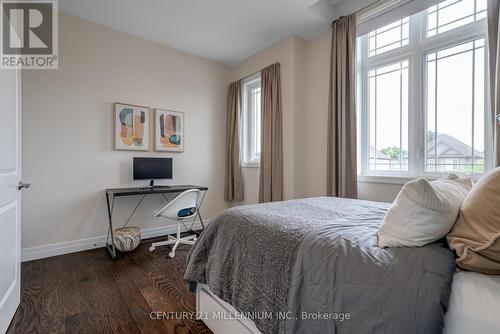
[358,182,403,202]
[21,14,230,250]
[292,38,308,199]
[305,31,330,198]
[229,36,308,204]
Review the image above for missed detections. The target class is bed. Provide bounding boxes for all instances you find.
[184,197,499,334]
[194,271,500,334]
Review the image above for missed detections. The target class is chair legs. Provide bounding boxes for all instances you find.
[168,234,196,258]
[149,219,197,258]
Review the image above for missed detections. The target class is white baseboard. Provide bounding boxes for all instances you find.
[21,220,208,262]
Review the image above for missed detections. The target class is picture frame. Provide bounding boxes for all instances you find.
[114,103,150,151]
[155,109,185,152]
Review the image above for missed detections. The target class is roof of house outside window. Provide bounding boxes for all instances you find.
[426,134,484,159]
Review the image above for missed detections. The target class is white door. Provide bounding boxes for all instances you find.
[0,68,22,333]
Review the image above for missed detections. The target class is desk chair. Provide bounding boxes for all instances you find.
[149,189,201,258]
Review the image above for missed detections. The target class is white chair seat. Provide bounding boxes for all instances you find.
[149,189,201,258]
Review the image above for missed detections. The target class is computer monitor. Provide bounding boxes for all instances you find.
[133,157,172,187]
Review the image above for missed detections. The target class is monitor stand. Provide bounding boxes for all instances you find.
[140,180,171,189]
[140,180,155,190]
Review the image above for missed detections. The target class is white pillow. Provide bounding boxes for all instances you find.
[378,175,473,248]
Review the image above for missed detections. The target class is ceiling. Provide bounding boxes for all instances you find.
[59,0,340,65]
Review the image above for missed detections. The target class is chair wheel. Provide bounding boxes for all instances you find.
[149,246,155,252]
[168,252,175,258]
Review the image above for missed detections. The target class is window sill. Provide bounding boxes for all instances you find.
[242,162,260,168]
[358,173,482,185]
[358,175,415,185]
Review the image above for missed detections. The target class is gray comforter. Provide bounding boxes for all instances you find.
[184,197,455,334]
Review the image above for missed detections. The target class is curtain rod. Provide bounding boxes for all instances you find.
[335,0,387,22]
[354,0,384,15]
[238,62,280,82]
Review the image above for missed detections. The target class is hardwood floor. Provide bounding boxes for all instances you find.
[7,238,212,334]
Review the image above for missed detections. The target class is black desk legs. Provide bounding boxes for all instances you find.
[196,190,207,231]
[196,209,205,230]
[105,193,117,260]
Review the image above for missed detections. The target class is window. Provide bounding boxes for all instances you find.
[358,0,489,178]
[241,76,261,166]
[428,158,436,171]
[427,0,487,37]
[369,17,409,57]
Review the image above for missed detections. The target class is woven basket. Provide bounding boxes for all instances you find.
[113,227,141,252]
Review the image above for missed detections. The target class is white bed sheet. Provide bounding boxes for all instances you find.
[444,271,500,334]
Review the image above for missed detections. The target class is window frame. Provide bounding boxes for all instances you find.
[357,6,490,182]
[368,17,410,57]
[241,74,262,168]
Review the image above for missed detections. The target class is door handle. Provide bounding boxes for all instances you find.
[18,182,31,191]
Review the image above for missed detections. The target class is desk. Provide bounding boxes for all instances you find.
[105,185,208,260]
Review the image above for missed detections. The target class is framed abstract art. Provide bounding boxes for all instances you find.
[114,103,150,151]
[155,109,184,152]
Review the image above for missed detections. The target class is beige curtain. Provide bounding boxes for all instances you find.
[259,63,283,203]
[488,0,500,167]
[327,15,358,198]
[224,81,244,201]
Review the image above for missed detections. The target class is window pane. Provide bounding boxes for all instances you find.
[368,18,409,57]
[425,38,485,174]
[427,0,487,37]
[242,78,261,164]
[251,86,261,161]
[367,60,409,171]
